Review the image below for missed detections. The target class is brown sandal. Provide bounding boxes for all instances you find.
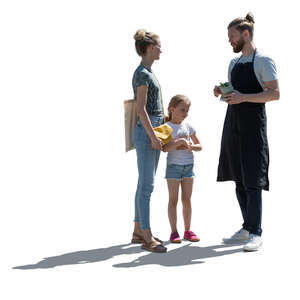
[131,233,163,244]
[131,233,144,244]
[141,241,167,253]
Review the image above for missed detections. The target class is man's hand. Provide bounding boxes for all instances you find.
[214,85,222,97]
[223,91,244,105]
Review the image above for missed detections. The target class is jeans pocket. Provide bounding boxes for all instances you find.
[150,116,164,128]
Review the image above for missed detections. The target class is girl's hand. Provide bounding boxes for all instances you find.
[176,138,190,150]
[186,141,193,152]
[151,136,163,150]
[176,144,187,150]
[214,85,222,97]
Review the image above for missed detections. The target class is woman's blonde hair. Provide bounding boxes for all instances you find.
[134,29,159,56]
[228,12,255,40]
[167,95,191,122]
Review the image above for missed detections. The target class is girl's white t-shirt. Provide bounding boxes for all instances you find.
[166,121,196,165]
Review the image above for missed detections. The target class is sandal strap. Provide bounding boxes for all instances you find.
[142,242,166,252]
[132,233,163,244]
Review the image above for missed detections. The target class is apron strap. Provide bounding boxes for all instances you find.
[233,48,257,68]
[252,48,257,63]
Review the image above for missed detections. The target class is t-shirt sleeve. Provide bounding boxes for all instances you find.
[135,71,151,87]
[260,56,278,82]
[228,58,238,82]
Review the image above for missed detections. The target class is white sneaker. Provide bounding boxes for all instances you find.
[223,229,249,243]
[243,234,263,251]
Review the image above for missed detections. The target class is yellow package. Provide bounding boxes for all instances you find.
[153,123,173,145]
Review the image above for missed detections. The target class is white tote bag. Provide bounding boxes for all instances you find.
[124,99,138,152]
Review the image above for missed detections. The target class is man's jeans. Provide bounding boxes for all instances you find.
[235,182,262,236]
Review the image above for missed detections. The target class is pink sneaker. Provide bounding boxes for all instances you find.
[170,231,182,243]
[184,230,200,242]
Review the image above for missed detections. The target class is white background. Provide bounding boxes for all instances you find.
[0,0,299,299]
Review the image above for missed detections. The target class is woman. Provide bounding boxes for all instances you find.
[131,29,167,253]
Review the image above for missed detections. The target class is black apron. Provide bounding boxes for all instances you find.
[217,49,269,191]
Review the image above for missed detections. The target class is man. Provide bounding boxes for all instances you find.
[214,13,280,251]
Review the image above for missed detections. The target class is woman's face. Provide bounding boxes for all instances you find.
[148,39,162,60]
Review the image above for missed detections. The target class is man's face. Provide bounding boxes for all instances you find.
[228,27,245,53]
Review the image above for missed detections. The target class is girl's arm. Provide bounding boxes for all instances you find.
[162,138,189,152]
[136,85,162,150]
[189,133,202,151]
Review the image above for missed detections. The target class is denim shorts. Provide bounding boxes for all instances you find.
[165,163,195,181]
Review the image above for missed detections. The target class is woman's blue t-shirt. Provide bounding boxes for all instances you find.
[132,64,163,115]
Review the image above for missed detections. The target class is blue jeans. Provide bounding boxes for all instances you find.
[133,115,164,230]
[235,182,262,236]
[165,163,195,181]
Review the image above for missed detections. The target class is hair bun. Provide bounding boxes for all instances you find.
[134,29,147,41]
[245,12,255,24]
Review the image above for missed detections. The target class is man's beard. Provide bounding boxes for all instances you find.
[232,37,245,53]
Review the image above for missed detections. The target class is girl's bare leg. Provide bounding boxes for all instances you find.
[181,178,194,231]
[167,179,181,233]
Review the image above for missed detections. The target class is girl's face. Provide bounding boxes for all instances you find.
[171,101,190,122]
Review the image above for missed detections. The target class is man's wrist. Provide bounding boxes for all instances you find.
[241,93,247,103]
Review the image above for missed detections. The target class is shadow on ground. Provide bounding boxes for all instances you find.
[13,241,244,270]
[113,242,244,268]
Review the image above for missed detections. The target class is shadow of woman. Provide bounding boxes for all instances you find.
[13,242,244,270]
[113,243,244,268]
[13,243,142,270]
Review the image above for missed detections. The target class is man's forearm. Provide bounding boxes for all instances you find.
[243,89,280,103]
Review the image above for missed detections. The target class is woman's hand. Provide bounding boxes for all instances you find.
[214,85,222,97]
[151,136,163,150]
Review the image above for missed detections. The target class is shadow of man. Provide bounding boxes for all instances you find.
[113,243,244,268]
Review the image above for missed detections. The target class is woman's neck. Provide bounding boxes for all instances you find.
[141,57,154,70]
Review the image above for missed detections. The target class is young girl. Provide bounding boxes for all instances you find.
[163,95,202,243]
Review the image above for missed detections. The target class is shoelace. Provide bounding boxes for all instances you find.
[185,231,196,238]
[248,235,257,242]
